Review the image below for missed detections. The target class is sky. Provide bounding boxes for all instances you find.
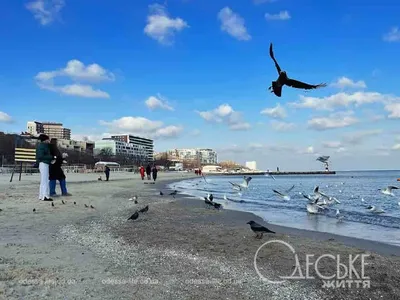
[1,0,400,171]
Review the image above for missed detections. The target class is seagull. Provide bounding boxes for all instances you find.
[169,190,178,198]
[139,205,149,213]
[229,176,252,191]
[268,43,327,97]
[336,209,344,222]
[128,211,139,221]
[366,205,385,214]
[379,186,399,197]
[313,186,340,204]
[247,221,275,239]
[265,172,276,180]
[273,185,295,201]
[129,196,138,201]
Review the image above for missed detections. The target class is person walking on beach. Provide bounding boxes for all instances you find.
[152,165,158,182]
[35,134,53,201]
[139,166,145,180]
[146,164,151,180]
[49,138,72,197]
[105,166,110,181]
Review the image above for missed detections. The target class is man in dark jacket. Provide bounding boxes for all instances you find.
[36,134,53,201]
[152,165,158,182]
[146,164,151,180]
[49,139,71,197]
[105,166,110,181]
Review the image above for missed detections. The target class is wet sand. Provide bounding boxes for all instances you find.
[0,172,399,299]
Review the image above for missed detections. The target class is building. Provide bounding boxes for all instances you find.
[27,121,71,140]
[94,138,149,161]
[111,134,154,161]
[166,148,218,165]
[245,161,257,171]
[57,139,95,154]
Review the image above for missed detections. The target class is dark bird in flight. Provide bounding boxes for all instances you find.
[247,220,275,239]
[139,205,149,213]
[128,211,139,221]
[160,191,164,196]
[268,43,327,97]
[84,204,89,208]
[90,205,95,209]
[33,208,36,212]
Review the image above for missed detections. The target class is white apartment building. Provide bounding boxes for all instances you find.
[245,161,257,171]
[94,139,148,159]
[111,134,154,161]
[167,148,217,165]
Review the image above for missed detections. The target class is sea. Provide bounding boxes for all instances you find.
[167,170,400,247]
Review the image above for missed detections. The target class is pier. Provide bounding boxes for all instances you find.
[203,171,336,176]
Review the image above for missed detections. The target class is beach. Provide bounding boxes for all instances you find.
[1,172,400,300]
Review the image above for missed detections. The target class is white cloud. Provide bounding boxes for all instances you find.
[270,120,295,131]
[384,103,400,118]
[35,59,113,98]
[0,111,13,123]
[392,144,400,150]
[322,141,342,149]
[218,7,251,41]
[290,91,398,111]
[197,104,251,131]
[260,103,287,119]
[144,4,188,45]
[308,111,358,131]
[299,146,315,154]
[331,77,367,89]
[145,95,174,111]
[383,27,400,42]
[26,0,64,26]
[265,11,291,21]
[342,130,382,145]
[100,116,183,139]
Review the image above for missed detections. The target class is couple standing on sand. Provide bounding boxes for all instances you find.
[139,164,158,182]
[36,134,71,201]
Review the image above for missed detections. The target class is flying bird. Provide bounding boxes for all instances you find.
[90,205,95,209]
[272,185,295,201]
[139,205,149,213]
[128,211,139,221]
[229,176,252,191]
[379,186,399,197]
[268,43,327,97]
[247,220,275,239]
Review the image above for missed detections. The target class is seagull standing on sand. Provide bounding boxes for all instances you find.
[247,221,275,239]
[336,209,344,223]
[273,185,295,201]
[268,43,327,97]
[379,186,399,197]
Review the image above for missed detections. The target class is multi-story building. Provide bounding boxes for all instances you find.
[27,121,71,140]
[57,139,95,154]
[245,161,257,171]
[166,148,218,165]
[94,138,149,160]
[110,134,154,161]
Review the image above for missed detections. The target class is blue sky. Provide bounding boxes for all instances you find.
[1,0,400,171]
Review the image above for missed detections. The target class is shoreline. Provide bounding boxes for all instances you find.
[1,172,400,299]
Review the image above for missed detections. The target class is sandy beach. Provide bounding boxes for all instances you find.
[1,172,400,300]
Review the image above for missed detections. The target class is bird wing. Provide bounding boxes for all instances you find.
[388,186,399,190]
[273,85,282,97]
[269,43,282,74]
[273,189,285,197]
[285,184,295,193]
[285,78,327,90]
[270,174,276,180]
[313,186,319,194]
[302,194,313,201]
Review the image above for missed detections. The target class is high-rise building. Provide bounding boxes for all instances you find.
[94,138,149,161]
[26,121,71,140]
[110,134,154,161]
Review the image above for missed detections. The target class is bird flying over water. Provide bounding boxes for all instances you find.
[273,185,295,201]
[229,176,252,191]
[379,186,399,197]
[268,43,327,97]
[247,220,275,239]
